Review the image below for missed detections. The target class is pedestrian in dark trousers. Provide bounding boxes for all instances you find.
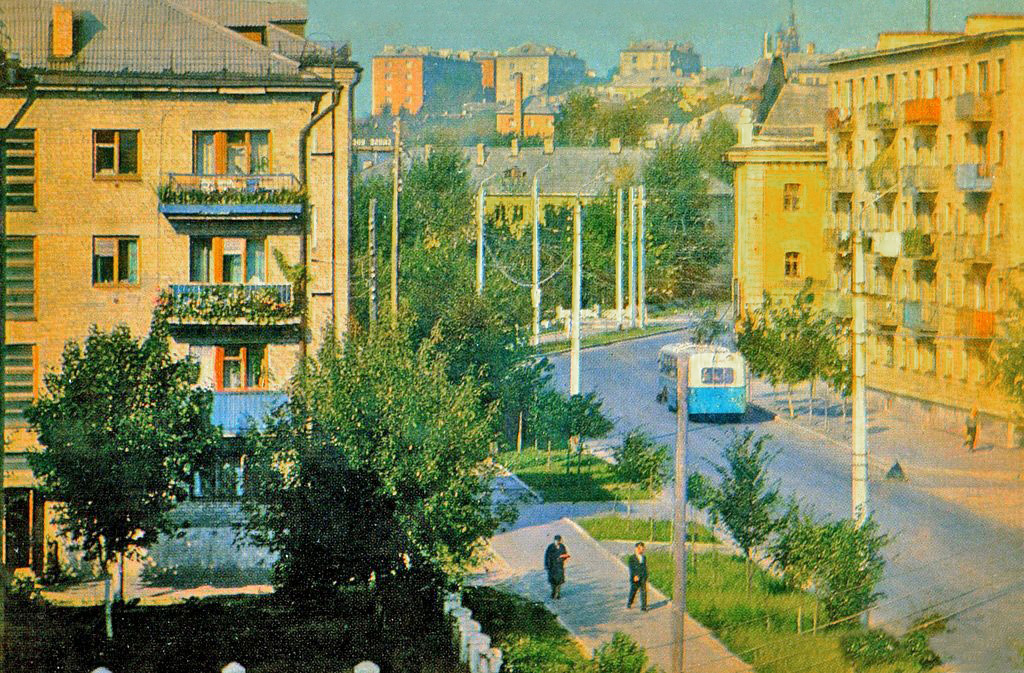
[965,407,980,452]
[627,542,648,611]
[544,534,570,599]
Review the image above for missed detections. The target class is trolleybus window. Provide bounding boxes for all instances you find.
[701,367,735,385]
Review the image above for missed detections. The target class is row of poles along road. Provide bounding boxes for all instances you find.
[360,121,874,673]
[363,118,652,399]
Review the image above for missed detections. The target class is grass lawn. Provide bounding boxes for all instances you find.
[645,550,941,673]
[8,591,458,673]
[537,324,682,355]
[465,586,588,673]
[501,447,653,502]
[577,514,717,544]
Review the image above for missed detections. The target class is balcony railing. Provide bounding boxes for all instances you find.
[955,164,994,192]
[956,309,996,339]
[823,293,852,319]
[953,235,994,266]
[902,165,941,193]
[902,301,939,333]
[157,284,299,325]
[212,391,289,436]
[158,173,305,220]
[828,167,856,193]
[826,107,853,133]
[955,93,993,123]
[903,98,941,125]
[873,231,902,258]
[869,298,900,326]
[865,102,896,129]
[901,229,933,259]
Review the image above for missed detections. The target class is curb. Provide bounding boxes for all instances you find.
[538,325,687,356]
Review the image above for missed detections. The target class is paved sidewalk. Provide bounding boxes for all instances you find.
[750,379,1024,530]
[481,512,750,673]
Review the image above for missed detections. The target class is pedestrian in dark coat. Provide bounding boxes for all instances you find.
[627,542,648,611]
[544,534,570,599]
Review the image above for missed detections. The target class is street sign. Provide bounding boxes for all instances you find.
[353,137,395,152]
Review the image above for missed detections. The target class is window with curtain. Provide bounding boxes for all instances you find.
[193,131,270,175]
[189,237,265,283]
[217,345,267,391]
[93,237,138,285]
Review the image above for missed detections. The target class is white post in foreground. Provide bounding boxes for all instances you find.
[570,200,582,396]
[628,186,637,329]
[531,175,542,346]
[638,184,647,328]
[852,227,868,525]
[672,353,689,673]
[476,185,486,295]
[615,187,624,330]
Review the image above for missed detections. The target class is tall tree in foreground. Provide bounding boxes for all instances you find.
[688,431,780,590]
[242,324,511,611]
[26,323,219,639]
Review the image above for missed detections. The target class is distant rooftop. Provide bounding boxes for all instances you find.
[497,96,558,115]
[622,40,695,53]
[3,0,348,80]
[172,0,307,26]
[376,45,482,61]
[758,82,826,141]
[612,70,692,88]
[500,43,579,59]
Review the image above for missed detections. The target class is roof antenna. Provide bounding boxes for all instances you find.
[926,0,933,32]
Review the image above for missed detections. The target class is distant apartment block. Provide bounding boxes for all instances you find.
[618,40,701,78]
[495,44,587,104]
[496,72,556,139]
[826,15,1024,438]
[0,0,358,575]
[372,46,483,116]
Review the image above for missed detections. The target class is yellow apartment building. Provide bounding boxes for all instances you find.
[494,44,587,104]
[826,15,1024,440]
[726,82,829,317]
[0,0,358,574]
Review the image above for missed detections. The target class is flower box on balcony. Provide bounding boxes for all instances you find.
[156,284,300,326]
[158,173,306,221]
[901,229,933,258]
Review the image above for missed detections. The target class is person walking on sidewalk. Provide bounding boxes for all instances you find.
[965,407,980,452]
[627,542,648,611]
[544,534,570,599]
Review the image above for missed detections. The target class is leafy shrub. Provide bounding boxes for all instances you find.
[593,632,657,673]
[841,624,943,672]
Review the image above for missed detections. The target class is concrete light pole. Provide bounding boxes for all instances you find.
[638,184,647,329]
[672,352,690,673]
[852,226,868,525]
[570,200,582,396]
[531,165,549,346]
[615,187,624,330]
[477,173,498,296]
[628,186,637,329]
[367,197,378,327]
[390,117,401,326]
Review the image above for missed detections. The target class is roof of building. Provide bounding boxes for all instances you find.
[758,82,826,139]
[4,0,319,79]
[781,51,831,74]
[611,70,691,89]
[496,96,558,115]
[622,40,696,53]
[171,0,307,26]
[500,43,580,59]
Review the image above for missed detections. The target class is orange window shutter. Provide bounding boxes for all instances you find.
[212,237,224,282]
[214,347,224,391]
[214,132,227,174]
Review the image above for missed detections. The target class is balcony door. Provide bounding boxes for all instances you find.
[190,237,265,284]
[194,131,270,175]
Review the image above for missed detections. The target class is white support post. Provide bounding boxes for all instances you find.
[354,663,380,673]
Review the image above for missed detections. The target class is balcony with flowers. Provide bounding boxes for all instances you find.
[155,283,300,327]
[157,173,306,222]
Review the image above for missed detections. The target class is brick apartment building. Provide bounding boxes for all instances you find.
[0,0,358,574]
[371,45,483,116]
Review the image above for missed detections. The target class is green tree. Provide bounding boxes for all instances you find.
[613,430,669,521]
[242,324,511,604]
[696,114,739,185]
[771,501,889,621]
[991,291,1024,438]
[643,143,725,301]
[26,323,219,639]
[690,431,780,590]
[555,90,601,146]
[692,308,727,345]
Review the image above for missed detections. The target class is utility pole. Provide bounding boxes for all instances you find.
[390,117,401,327]
[477,183,486,295]
[367,198,378,327]
[570,200,582,396]
[628,186,637,329]
[672,352,690,673]
[926,0,932,31]
[615,187,624,330]
[638,184,647,329]
[531,175,542,346]
[852,227,869,525]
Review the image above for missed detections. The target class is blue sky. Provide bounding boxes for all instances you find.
[309,0,1024,115]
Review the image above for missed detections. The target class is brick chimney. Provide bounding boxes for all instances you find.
[609,137,622,155]
[51,5,74,59]
[476,143,486,166]
[543,137,554,155]
[512,72,524,137]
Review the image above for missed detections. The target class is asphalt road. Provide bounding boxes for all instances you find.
[547,331,1024,673]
